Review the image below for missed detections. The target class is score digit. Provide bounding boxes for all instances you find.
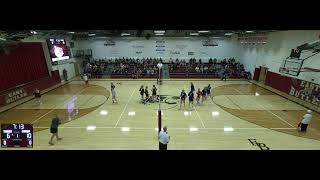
[27,133,32,138]
[19,124,24,129]
[3,140,7,146]
[6,133,10,139]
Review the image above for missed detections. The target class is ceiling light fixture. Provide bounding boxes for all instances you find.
[190,33,199,36]
[121,33,131,36]
[154,30,165,34]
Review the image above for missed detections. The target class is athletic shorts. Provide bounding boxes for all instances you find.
[301,123,308,132]
[50,128,58,134]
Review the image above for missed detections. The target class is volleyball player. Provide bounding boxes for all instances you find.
[190,82,195,92]
[179,89,187,109]
[145,86,150,102]
[33,88,42,106]
[111,82,117,104]
[152,85,157,101]
[139,85,145,100]
[202,87,207,104]
[196,88,202,105]
[188,90,195,109]
[83,73,89,86]
[206,84,212,99]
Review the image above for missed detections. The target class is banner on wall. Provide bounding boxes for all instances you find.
[202,40,218,46]
[289,79,320,106]
[170,50,180,55]
[132,45,145,49]
[4,89,28,104]
[155,40,166,54]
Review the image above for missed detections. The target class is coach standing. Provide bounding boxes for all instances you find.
[158,126,170,150]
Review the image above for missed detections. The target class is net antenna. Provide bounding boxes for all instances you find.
[157,63,163,135]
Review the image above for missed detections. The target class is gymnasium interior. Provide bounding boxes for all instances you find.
[0,30,319,150]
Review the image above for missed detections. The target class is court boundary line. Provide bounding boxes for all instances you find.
[114,88,137,128]
[224,95,242,110]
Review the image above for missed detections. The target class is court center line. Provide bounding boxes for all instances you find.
[31,86,90,124]
[232,87,295,128]
[114,88,137,128]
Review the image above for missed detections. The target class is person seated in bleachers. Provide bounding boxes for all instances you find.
[195,66,200,73]
[213,58,217,64]
[204,65,208,73]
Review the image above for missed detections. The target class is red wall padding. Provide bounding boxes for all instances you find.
[0,70,61,107]
[0,43,49,92]
[265,71,292,93]
[264,71,320,107]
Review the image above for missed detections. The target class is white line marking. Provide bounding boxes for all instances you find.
[233,88,243,94]
[194,106,206,128]
[114,88,136,128]
[31,86,90,124]
[232,87,295,128]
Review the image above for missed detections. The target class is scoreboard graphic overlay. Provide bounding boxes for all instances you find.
[1,124,33,148]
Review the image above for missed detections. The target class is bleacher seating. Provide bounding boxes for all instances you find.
[82,57,252,80]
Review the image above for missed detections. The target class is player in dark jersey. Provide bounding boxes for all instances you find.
[202,87,207,104]
[49,114,62,145]
[190,82,195,92]
[145,86,149,102]
[179,89,187,109]
[196,88,202,105]
[139,85,145,100]
[152,85,157,101]
[188,90,195,109]
[33,88,42,106]
[206,84,212,99]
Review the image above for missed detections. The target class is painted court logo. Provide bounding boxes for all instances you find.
[248,139,270,150]
[145,95,180,110]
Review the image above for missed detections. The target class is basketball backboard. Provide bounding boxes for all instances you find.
[279,57,303,76]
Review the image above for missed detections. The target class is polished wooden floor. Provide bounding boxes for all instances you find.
[1,79,320,150]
